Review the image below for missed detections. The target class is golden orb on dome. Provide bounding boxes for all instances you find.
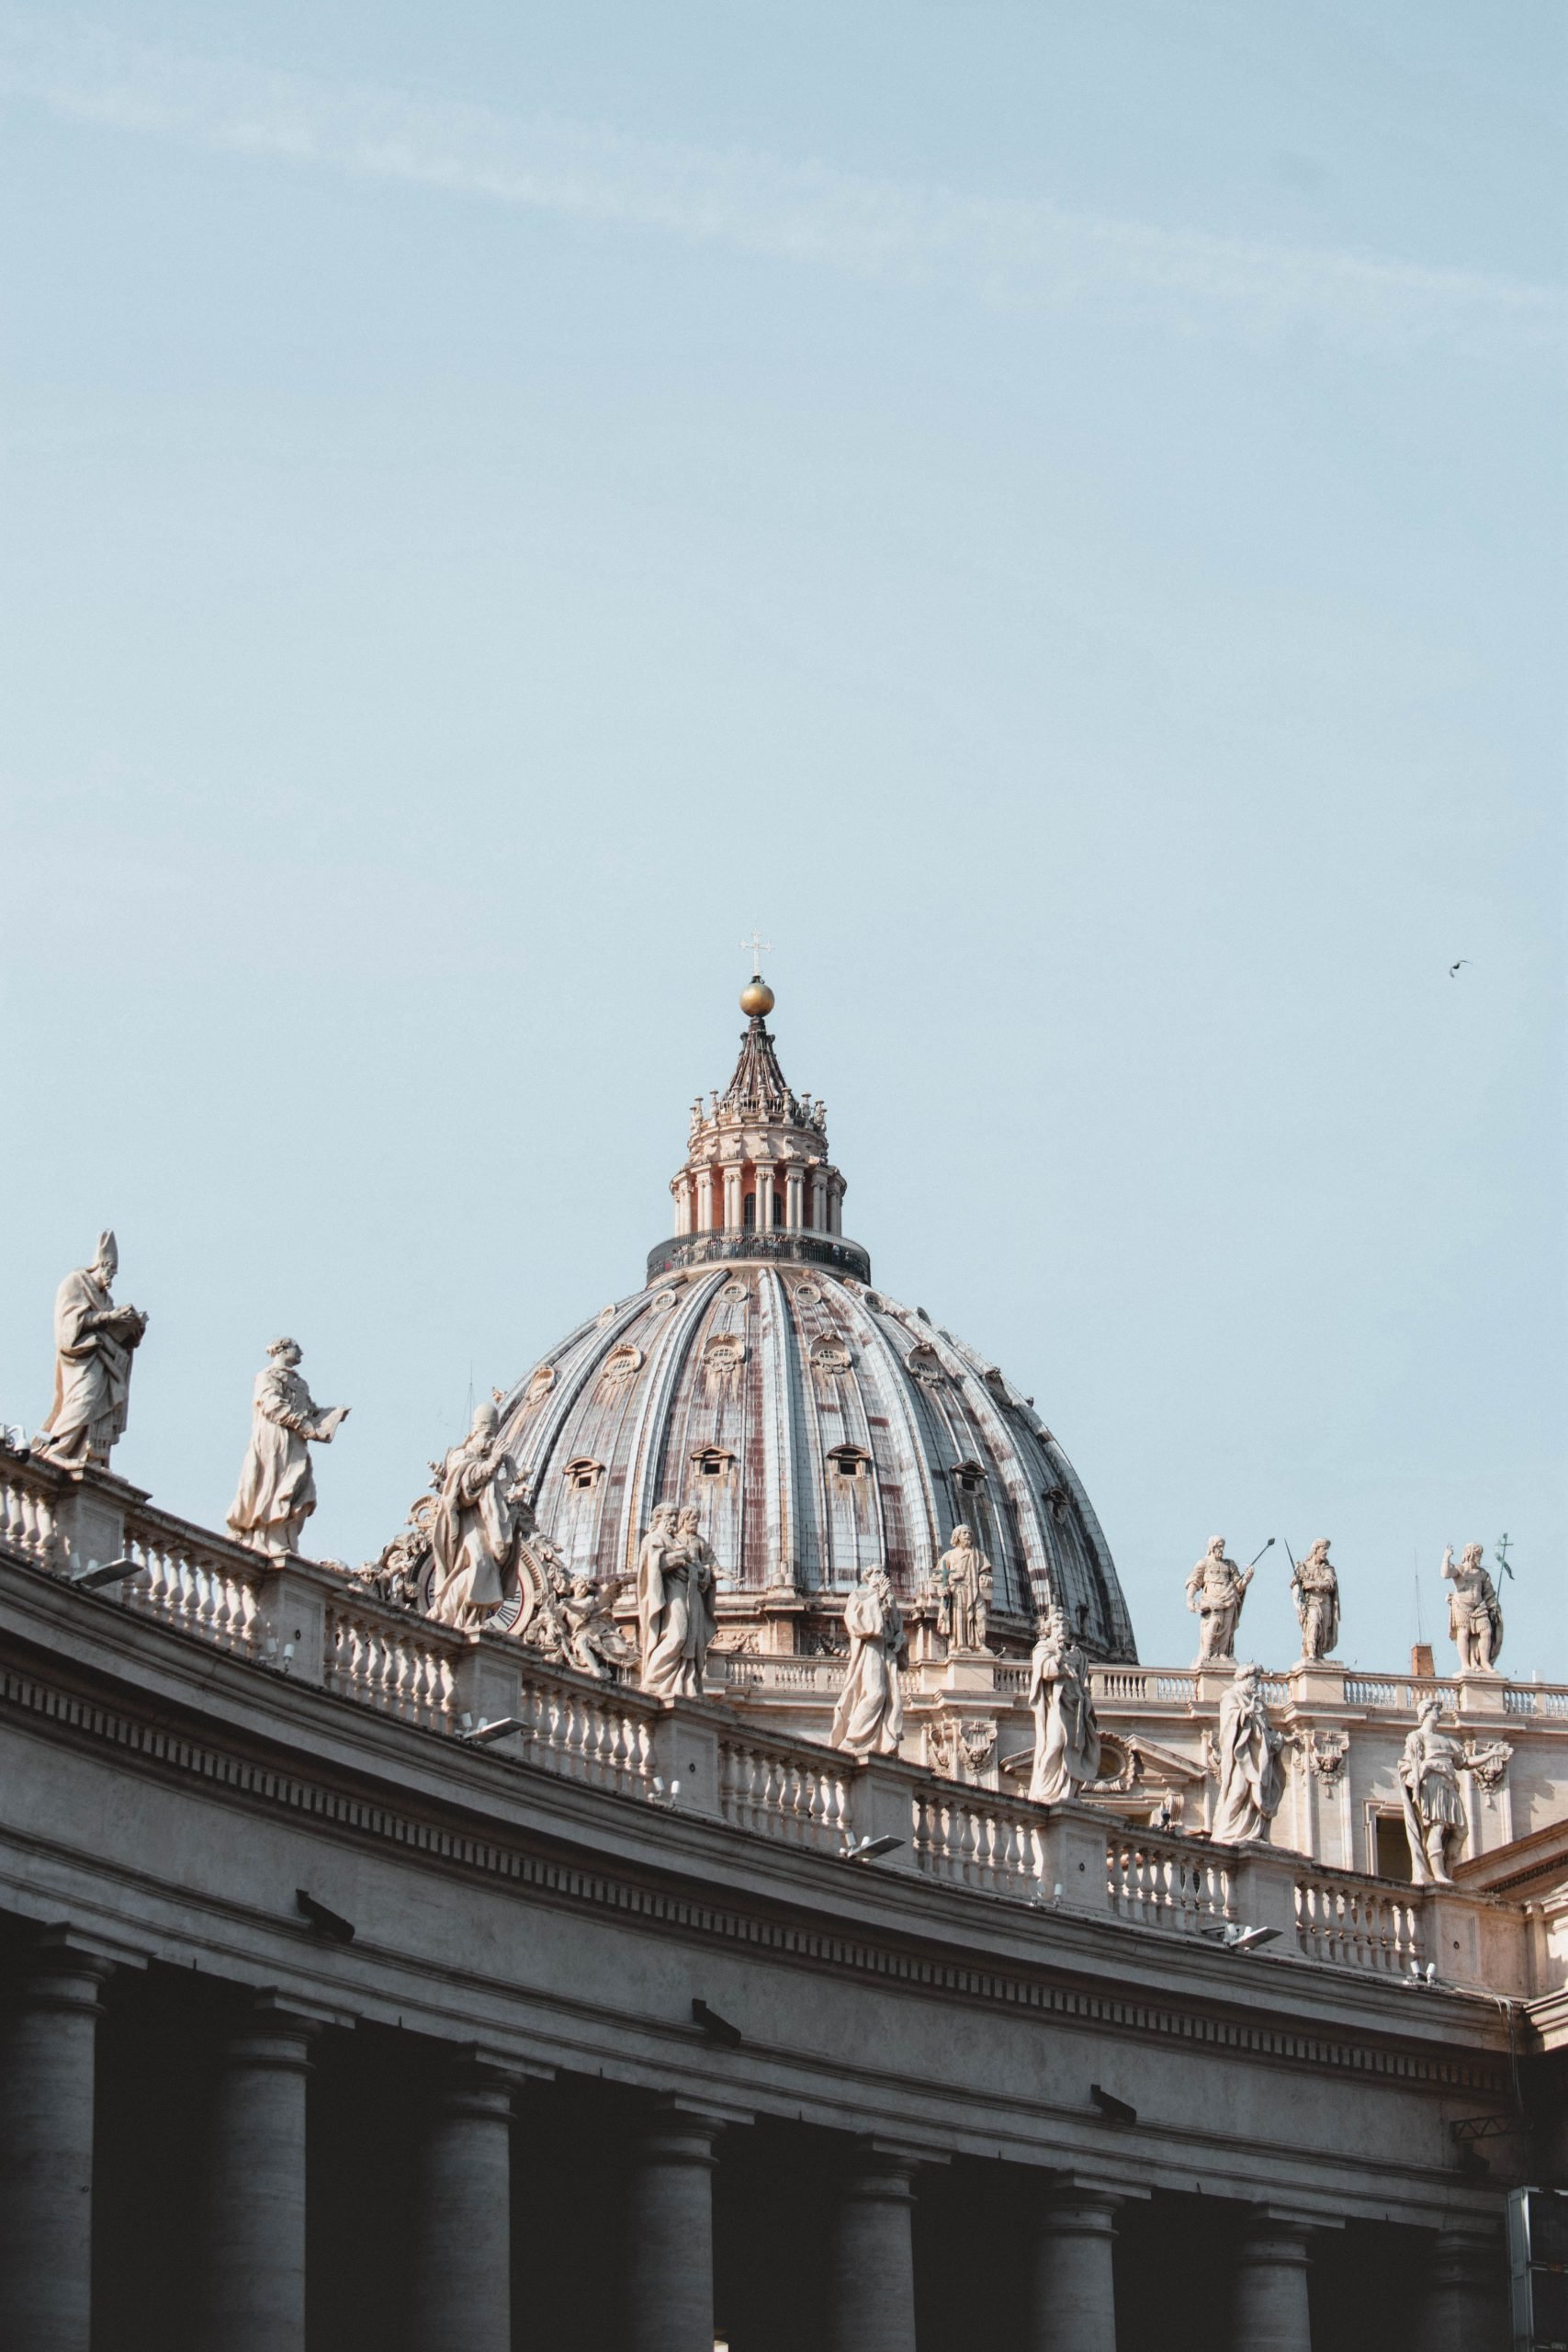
[739,976,775,1017]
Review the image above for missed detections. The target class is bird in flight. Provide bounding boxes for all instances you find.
[1449,960,1471,977]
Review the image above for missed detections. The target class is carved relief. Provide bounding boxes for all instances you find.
[721,1280,750,1303]
[595,1306,618,1328]
[1464,1739,1513,1793]
[702,1331,747,1378]
[523,1365,556,1408]
[906,1342,946,1386]
[960,1719,998,1774]
[598,1343,644,1394]
[1308,1729,1350,1781]
[810,1335,852,1377]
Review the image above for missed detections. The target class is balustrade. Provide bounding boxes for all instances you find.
[1293,1874,1422,1973]
[516,1666,656,1795]
[121,1514,265,1659]
[0,1453,60,1569]
[717,1734,850,1849]
[911,1785,1040,1897]
[324,1597,457,1728]
[1105,1827,1234,1931]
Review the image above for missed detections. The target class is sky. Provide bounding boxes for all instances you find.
[0,2,1562,1674]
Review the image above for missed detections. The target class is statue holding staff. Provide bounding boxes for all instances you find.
[1444,1544,1503,1671]
[1186,1536,1267,1664]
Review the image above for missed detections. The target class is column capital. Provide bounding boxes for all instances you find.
[633,2097,730,2165]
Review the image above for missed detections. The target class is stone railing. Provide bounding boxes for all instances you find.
[1505,1683,1568,1718]
[0,1464,1539,1992]
[717,1725,851,1851]
[1105,1825,1235,1931]
[1090,1667,1200,1706]
[1294,1872,1424,1974]
[710,1655,848,1698]
[120,1505,270,1662]
[0,1448,62,1571]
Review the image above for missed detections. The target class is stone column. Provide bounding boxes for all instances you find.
[623,2104,723,2352]
[1419,2224,1506,2352]
[785,1168,804,1229]
[673,1182,691,1236]
[723,1167,743,1231]
[808,1172,826,1231]
[1229,2211,1314,2352]
[410,2054,515,2352]
[0,1934,116,2352]
[757,1162,775,1230]
[195,1995,319,2352]
[696,1168,715,1233]
[1026,2182,1122,2352]
[824,2145,919,2352]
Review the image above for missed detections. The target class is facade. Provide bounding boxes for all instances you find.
[0,976,1562,2351]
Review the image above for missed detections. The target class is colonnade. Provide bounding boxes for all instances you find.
[675,1163,843,1238]
[0,1930,1508,2352]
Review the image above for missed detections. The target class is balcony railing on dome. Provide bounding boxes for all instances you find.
[0,1445,1532,1995]
[644,1228,873,1284]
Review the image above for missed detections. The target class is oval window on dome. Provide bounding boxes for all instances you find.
[597,1343,644,1393]
[907,1343,947,1386]
[702,1332,746,1375]
[810,1336,852,1376]
[794,1282,822,1305]
[721,1280,749,1303]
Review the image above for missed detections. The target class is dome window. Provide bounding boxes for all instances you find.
[598,1343,644,1393]
[1043,1483,1069,1520]
[952,1459,987,1497]
[810,1336,852,1376]
[702,1333,746,1375]
[907,1343,947,1387]
[692,1445,736,1479]
[564,1457,604,1491]
[524,1365,556,1408]
[829,1444,871,1480]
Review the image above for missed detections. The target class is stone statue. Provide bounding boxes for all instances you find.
[829,1566,906,1758]
[1397,1701,1470,1883]
[37,1232,148,1469]
[938,1524,993,1655]
[427,1402,530,1630]
[1444,1544,1503,1671]
[1210,1664,1284,1845]
[1186,1537,1253,1664]
[227,1340,350,1559]
[1291,1539,1340,1661]
[1027,1606,1101,1804]
[559,1576,637,1681]
[636,1502,717,1700]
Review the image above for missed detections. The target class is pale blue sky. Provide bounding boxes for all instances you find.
[1,3,1562,1671]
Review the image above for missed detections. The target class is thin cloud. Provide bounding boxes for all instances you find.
[2,19,1561,354]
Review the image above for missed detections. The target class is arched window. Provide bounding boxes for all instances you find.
[563,1456,604,1492]
[952,1459,987,1497]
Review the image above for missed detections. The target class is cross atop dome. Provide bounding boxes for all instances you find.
[649,977,869,1283]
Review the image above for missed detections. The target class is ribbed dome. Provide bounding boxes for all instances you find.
[498,1264,1137,1661]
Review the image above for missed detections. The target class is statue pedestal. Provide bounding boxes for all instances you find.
[1455,1670,1508,1720]
[942,1655,999,1695]
[1193,1663,1238,1705]
[52,1465,149,1577]
[1286,1660,1346,1709]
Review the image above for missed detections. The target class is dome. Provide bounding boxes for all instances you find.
[491,978,1137,1661]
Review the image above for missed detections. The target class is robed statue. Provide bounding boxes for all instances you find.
[1397,1700,1470,1884]
[37,1232,148,1469]
[636,1502,718,1700]
[1210,1664,1285,1845]
[1443,1544,1503,1672]
[1027,1606,1101,1804]
[829,1566,906,1758]
[1186,1537,1252,1664]
[227,1339,350,1559]
[1291,1540,1340,1662]
[427,1401,531,1630]
[938,1524,993,1656]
